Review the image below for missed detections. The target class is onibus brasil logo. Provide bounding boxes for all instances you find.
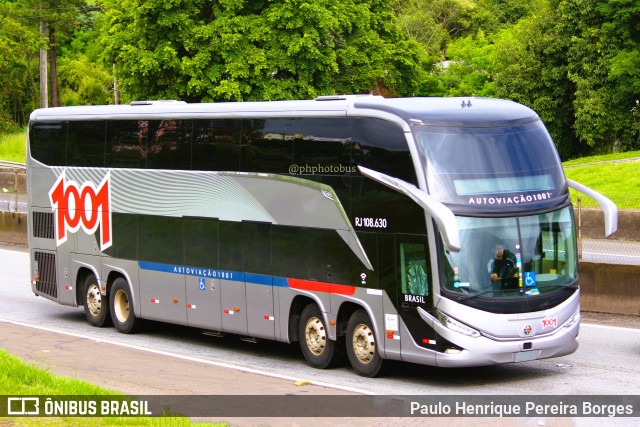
[49,171,112,251]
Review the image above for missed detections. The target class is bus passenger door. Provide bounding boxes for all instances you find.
[396,234,437,362]
[244,222,275,340]
[219,222,248,335]
[138,216,187,325]
[184,218,222,331]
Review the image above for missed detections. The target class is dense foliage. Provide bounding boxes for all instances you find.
[100,0,424,101]
[0,0,638,157]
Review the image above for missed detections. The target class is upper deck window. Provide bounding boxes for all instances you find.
[414,121,566,212]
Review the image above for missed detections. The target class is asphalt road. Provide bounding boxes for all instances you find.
[1,247,640,426]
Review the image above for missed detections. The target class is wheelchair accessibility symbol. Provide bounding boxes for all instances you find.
[524,271,536,287]
[198,277,206,291]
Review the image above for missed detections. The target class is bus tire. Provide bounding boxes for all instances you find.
[109,277,139,334]
[82,273,111,327]
[299,304,339,369]
[346,309,384,377]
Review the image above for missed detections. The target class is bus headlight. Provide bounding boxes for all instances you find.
[436,310,481,338]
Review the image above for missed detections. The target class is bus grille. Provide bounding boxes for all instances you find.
[35,251,57,298]
[33,212,55,239]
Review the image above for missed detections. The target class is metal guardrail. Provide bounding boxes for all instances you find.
[580,239,640,265]
[0,162,26,212]
[0,160,26,169]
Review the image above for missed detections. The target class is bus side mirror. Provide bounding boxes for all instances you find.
[357,166,461,252]
[567,179,618,237]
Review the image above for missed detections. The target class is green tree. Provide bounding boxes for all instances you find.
[101,0,424,102]
[0,2,42,128]
[57,5,114,105]
[470,0,536,33]
[392,0,475,56]
[492,1,581,158]
[561,0,640,152]
[0,0,111,126]
[426,30,496,97]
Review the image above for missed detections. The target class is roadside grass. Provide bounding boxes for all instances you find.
[0,349,227,427]
[563,150,640,210]
[0,129,26,163]
[562,150,640,166]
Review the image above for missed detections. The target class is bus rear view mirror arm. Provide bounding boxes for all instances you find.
[357,166,461,252]
[567,179,618,237]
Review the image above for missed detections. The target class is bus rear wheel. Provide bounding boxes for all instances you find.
[299,304,340,369]
[82,273,111,327]
[346,309,384,377]
[109,277,139,334]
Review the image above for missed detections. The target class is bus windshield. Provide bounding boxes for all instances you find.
[415,122,566,211]
[439,206,577,301]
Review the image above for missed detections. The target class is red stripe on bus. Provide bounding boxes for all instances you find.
[287,278,356,296]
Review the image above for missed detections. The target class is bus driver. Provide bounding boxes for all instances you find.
[488,241,518,284]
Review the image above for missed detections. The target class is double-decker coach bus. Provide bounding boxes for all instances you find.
[27,96,617,377]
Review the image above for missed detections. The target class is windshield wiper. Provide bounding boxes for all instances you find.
[534,283,579,291]
[457,288,507,301]
[456,282,577,301]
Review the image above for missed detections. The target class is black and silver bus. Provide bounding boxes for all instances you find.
[27,95,617,377]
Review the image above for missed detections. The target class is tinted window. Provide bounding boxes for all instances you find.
[289,118,353,172]
[243,222,271,275]
[416,122,565,209]
[192,119,242,171]
[349,118,426,234]
[138,215,184,264]
[243,119,293,173]
[29,121,66,165]
[350,177,428,234]
[104,213,138,260]
[146,120,192,170]
[106,120,148,168]
[183,217,219,267]
[67,121,105,167]
[219,221,243,271]
[352,118,415,184]
[271,225,365,284]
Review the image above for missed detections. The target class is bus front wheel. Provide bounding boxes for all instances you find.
[346,309,384,377]
[82,273,111,327]
[298,304,339,369]
[109,278,139,334]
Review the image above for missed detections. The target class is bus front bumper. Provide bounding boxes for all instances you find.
[433,318,579,368]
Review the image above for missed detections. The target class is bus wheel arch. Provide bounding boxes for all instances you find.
[297,302,341,369]
[287,296,317,343]
[108,274,140,334]
[78,268,111,327]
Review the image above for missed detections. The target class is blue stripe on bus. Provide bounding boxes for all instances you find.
[138,261,290,288]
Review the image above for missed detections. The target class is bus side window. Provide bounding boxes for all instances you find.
[147,120,191,170]
[242,119,293,174]
[138,215,184,264]
[29,121,67,166]
[352,118,417,185]
[291,118,353,169]
[400,242,429,297]
[106,120,148,168]
[192,119,242,172]
[68,121,105,167]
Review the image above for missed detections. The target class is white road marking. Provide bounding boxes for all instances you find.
[0,318,374,396]
[581,322,640,332]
